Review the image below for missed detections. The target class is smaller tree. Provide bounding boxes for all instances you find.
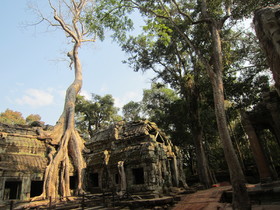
[122,101,142,121]
[0,109,26,125]
[75,94,121,138]
[26,114,43,125]
[142,83,179,122]
[141,83,185,140]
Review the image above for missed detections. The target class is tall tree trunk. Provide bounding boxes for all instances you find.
[188,84,214,189]
[240,110,272,182]
[227,119,246,172]
[16,1,93,207]
[35,42,86,201]
[207,20,250,209]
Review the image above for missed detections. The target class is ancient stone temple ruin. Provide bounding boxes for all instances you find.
[0,120,187,202]
[0,123,79,203]
[0,123,47,201]
[241,90,280,182]
[85,120,187,196]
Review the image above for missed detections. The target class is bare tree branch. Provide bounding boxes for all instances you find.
[48,0,79,42]
[171,0,193,23]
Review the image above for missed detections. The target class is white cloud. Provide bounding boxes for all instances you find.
[16,89,54,107]
[100,84,109,93]
[79,89,91,100]
[114,91,142,108]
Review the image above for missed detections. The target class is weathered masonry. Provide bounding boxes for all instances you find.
[0,123,47,201]
[0,123,78,203]
[0,120,187,202]
[85,120,188,196]
[241,90,280,182]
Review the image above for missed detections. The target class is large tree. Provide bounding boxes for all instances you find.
[95,0,256,208]
[117,1,280,208]
[198,1,251,208]
[122,19,216,188]
[27,0,98,202]
[29,0,133,202]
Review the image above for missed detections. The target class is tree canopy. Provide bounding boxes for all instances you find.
[0,109,26,125]
[75,94,121,138]
[0,109,43,125]
[122,101,142,121]
[85,0,280,208]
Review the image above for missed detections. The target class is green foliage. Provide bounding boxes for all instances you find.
[142,83,179,119]
[222,29,270,109]
[86,0,280,180]
[231,0,280,19]
[0,109,26,125]
[259,129,280,173]
[75,94,121,138]
[143,20,173,46]
[140,83,193,146]
[120,0,278,178]
[206,0,224,17]
[0,109,44,126]
[85,0,134,42]
[26,114,42,125]
[122,101,142,121]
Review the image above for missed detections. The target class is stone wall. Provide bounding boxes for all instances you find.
[245,90,280,144]
[85,120,187,196]
[0,123,47,201]
[0,120,188,202]
[241,90,280,181]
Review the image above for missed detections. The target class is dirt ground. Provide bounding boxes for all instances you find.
[172,183,280,210]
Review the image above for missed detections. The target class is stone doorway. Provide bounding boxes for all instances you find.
[132,168,145,185]
[30,181,43,198]
[3,181,22,200]
[70,175,78,190]
[91,173,99,187]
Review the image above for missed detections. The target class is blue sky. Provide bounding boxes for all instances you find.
[0,1,154,125]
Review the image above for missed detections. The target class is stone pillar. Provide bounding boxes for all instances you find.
[265,94,280,145]
[172,157,179,187]
[241,111,272,182]
[0,176,4,200]
[117,161,126,195]
[21,176,31,200]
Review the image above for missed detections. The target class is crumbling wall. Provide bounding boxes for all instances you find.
[0,123,47,201]
[241,90,280,181]
[245,90,280,144]
[85,120,187,196]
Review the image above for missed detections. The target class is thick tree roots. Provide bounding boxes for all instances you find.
[33,123,86,202]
